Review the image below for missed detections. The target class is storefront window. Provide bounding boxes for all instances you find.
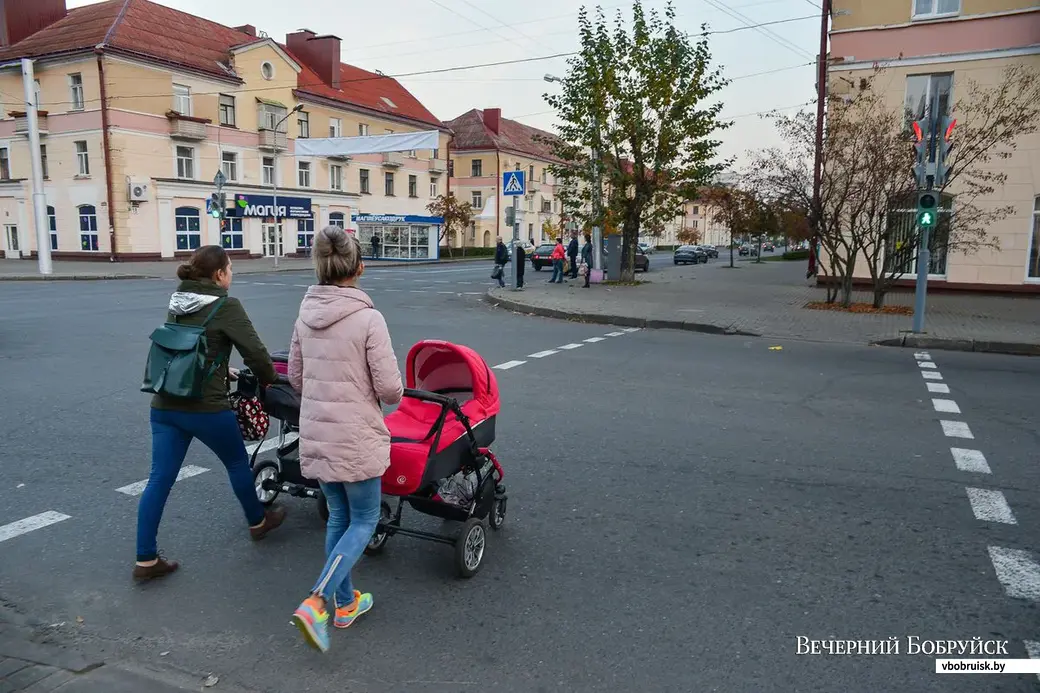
[329,212,345,228]
[297,218,315,250]
[78,204,99,251]
[175,207,201,251]
[357,223,430,259]
[221,217,244,249]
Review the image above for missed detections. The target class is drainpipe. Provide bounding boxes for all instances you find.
[495,150,500,247]
[95,47,118,261]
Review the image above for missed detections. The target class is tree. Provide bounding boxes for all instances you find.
[677,227,701,245]
[700,185,757,268]
[427,193,473,259]
[544,1,731,281]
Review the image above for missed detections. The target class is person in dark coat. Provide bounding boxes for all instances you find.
[567,233,580,278]
[493,237,509,288]
[581,233,593,288]
[515,242,526,289]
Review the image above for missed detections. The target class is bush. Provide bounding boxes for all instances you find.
[782,249,810,260]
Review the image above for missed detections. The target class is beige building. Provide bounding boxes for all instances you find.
[828,0,1040,290]
[658,199,731,248]
[0,0,450,262]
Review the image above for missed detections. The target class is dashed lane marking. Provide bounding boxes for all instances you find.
[0,511,71,544]
[940,420,974,439]
[926,383,950,394]
[558,343,583,350]
[932,398,961,414]
[583,337,605,343]
[116,465,209,496]
[922,371,943,380]
[528,350,558,358]
[918,361,938,369]
[604,331,625,337]
[621,328,641,333]
[493,360,526,370]
[988,546,1040,601]
[914,352,931,360]
[966,488,1017,524]
[951,448,991,474]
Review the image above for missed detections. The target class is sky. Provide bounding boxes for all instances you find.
[69,0,824,169]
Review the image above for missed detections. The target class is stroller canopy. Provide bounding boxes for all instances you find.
[407,340,500,421]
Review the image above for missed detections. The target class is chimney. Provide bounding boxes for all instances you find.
[233,24,257,37]
[0,0,67,48]
[483,108,501,135]
[286,29,342,89]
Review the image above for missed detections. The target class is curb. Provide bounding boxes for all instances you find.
[483,290,761,337]
[873,334,1040,357]
[0,274,155,281]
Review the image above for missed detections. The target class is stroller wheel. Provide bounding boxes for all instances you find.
[252,461,280,506]
[489,497,507,530]
[454,518,486,578]
[364,502,393,555]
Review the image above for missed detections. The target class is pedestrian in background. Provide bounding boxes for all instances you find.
[493,237,508,288]
[370,234,380,260]
[515,241,526,289]
[288,226,404,653]
[549,238,566,284]
[567,232,579,279]
[581,233,593,288]
[135,246,284,582]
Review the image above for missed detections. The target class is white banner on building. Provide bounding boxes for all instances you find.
[294,130,440,157]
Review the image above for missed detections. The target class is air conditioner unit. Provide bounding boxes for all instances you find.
[128,179,150,202]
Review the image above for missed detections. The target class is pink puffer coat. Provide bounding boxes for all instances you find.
[287,285,404,483]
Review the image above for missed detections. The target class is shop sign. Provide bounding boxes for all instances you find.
[229,194,313,219]
[352,214,443,224]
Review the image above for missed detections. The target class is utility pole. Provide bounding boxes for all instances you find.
[21,59,51,275]
[271,104,303,268]
[512,193,521,290]
[808,0,831,279]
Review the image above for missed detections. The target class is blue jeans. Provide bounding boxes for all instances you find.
[312,478,382,606]
[550,259,564,283]
[136,408,266,561]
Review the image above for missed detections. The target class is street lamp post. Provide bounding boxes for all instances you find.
[272,104,304,269]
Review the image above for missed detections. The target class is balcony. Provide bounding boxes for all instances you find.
[429,158,447,174]
[167,112,210,140]
[258,128,288,151]
[10,111,48,136]
[382,151,404,167]
[527,180,540,193]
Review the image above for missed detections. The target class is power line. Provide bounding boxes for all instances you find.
[699,0,814,60]
[425,0,529,53]
[451,0,557,52]
[707,14,818,34]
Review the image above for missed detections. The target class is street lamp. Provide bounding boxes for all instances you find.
[271,103,304,268]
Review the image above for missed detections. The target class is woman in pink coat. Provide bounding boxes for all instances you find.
[288,226,404,653]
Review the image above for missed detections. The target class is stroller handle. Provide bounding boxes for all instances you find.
[403,387,457,408]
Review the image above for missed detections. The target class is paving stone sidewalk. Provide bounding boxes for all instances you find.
[486,259,1040,355]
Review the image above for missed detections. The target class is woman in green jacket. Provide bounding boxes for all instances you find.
[134,246,283,581]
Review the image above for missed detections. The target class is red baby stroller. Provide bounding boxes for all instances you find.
[369,340,507,577]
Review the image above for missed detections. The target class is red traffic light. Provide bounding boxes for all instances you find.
[912,121,924,142]
[943,119,957,141]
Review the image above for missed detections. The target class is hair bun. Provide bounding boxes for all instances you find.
[176,263,197,280]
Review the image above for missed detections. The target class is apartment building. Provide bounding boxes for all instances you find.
[445,108,567,249]
[0,0,450,262]
[657,199,731,248]
[828,0,1040,289]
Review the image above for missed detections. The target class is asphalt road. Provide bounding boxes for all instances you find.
[1,260,1039,692]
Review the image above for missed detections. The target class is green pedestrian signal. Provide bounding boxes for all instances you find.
[916,192,937,228]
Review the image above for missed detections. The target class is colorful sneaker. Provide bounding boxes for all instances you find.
[334,590,373,629]
[292,596,330,652]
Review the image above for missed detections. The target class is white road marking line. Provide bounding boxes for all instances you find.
[1024,641,1040,682]
[604,332,625,337]
[967,488,1017,524]
[621,327,641,333]
[933,398,961,413]
[922,371,943,380]
[410,290,424,293]
[116,465,209,496]
[437,291,454,294]
[294,284,309,288]
[918,361,938,369]
[988,546,1040,601]
[251,282,268,285]
[528,350,559,358]
[0,511,71,544]
[246,435,296,456]
[940,420,974,439]
[464,292,482,295]
[493,360,526,370]
[433,280,451,284]
[951,448,991,474]
[385,289,402,292]
[583,337,606,343]
[914,352,931,360]
[558,343,583,350]
[926,383,950,393]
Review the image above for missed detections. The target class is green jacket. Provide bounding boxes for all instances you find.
[151,279,277,413]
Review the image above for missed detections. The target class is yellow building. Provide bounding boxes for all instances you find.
[0,0,450,261]
[445,108,567,249]
[828,0,1040,289]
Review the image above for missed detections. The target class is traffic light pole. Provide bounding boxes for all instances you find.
[512,194,521,290]
[911,93,942,335]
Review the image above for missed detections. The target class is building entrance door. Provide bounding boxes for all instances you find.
[4,224,20,258]
[262,222,283,257]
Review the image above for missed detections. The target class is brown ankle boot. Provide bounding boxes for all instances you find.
[133,555,179,581]
[250,506,287,541]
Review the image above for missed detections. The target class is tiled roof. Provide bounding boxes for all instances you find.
[445,109,565,163]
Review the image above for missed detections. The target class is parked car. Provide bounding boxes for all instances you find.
[530,243,556,271]
[674,245,707,265]
[602,246,651,272]
[638,242,653,255]
[763,242,775,252]
[508,240,536,260]
[738,245,750,256]
[701,245,719,259]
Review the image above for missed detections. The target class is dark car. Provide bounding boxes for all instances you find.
[674,245,706,265]
[738,245,750,256]
[530,244,556,271]
[763,242,775,252]
[700,245,719,259]
[601,246,651,272]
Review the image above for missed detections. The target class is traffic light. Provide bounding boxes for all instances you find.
[934,117,956,188]
[209,192,221,218]
[911,118,929,187]
[916,191,938,228]
[504,207,515,226]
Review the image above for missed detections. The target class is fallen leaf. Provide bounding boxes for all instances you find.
[768,346,783,351]
[160,651,170,657]
[203,674,219,687]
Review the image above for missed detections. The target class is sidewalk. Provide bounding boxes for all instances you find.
[485,260,1040,355]
[0,255,485,281]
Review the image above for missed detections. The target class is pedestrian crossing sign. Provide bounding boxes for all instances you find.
[503,171,526,196]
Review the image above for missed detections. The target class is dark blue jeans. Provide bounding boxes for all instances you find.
[136,408,266,561]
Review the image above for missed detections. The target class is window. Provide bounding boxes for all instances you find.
[529,165,534,181]
[1029,197,1040,280]
[360,169,370,194]
[298,111,309,138]
[358,123,369,136]
[471,191,483,209]
[692,205,700,215]
[78,205,99,251]
[330,164,343,191]
[75,141,89,175]
[329,212,345,228]
[432,148,439,160]
[40,145,47,179]
[0,148,9,179]
[913,0,960,18]
[384,172,394,196]
[262,157,275,186]
[528,223,534,237]
[259,103,287,131]
[175,206,201,251]
[359,223,430,260]
[471,160,482,177]
[298,161,311,187]
[176,146,195,179]
[218,94,236,127]
[297,218,315,250]
[69,74,84,110]
[221,217,244,249]
[329,118,342,138]
[172,84,191,116]
[215,152,237,183]
[47,205,57,250]
[541,168,547,184]
[408,175,417,198]
[261,61,274,80]
[430,180,438,198]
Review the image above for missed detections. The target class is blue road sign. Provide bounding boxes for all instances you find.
[503,170,526,196]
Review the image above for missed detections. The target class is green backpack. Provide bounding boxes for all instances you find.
[141,297,227,398]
